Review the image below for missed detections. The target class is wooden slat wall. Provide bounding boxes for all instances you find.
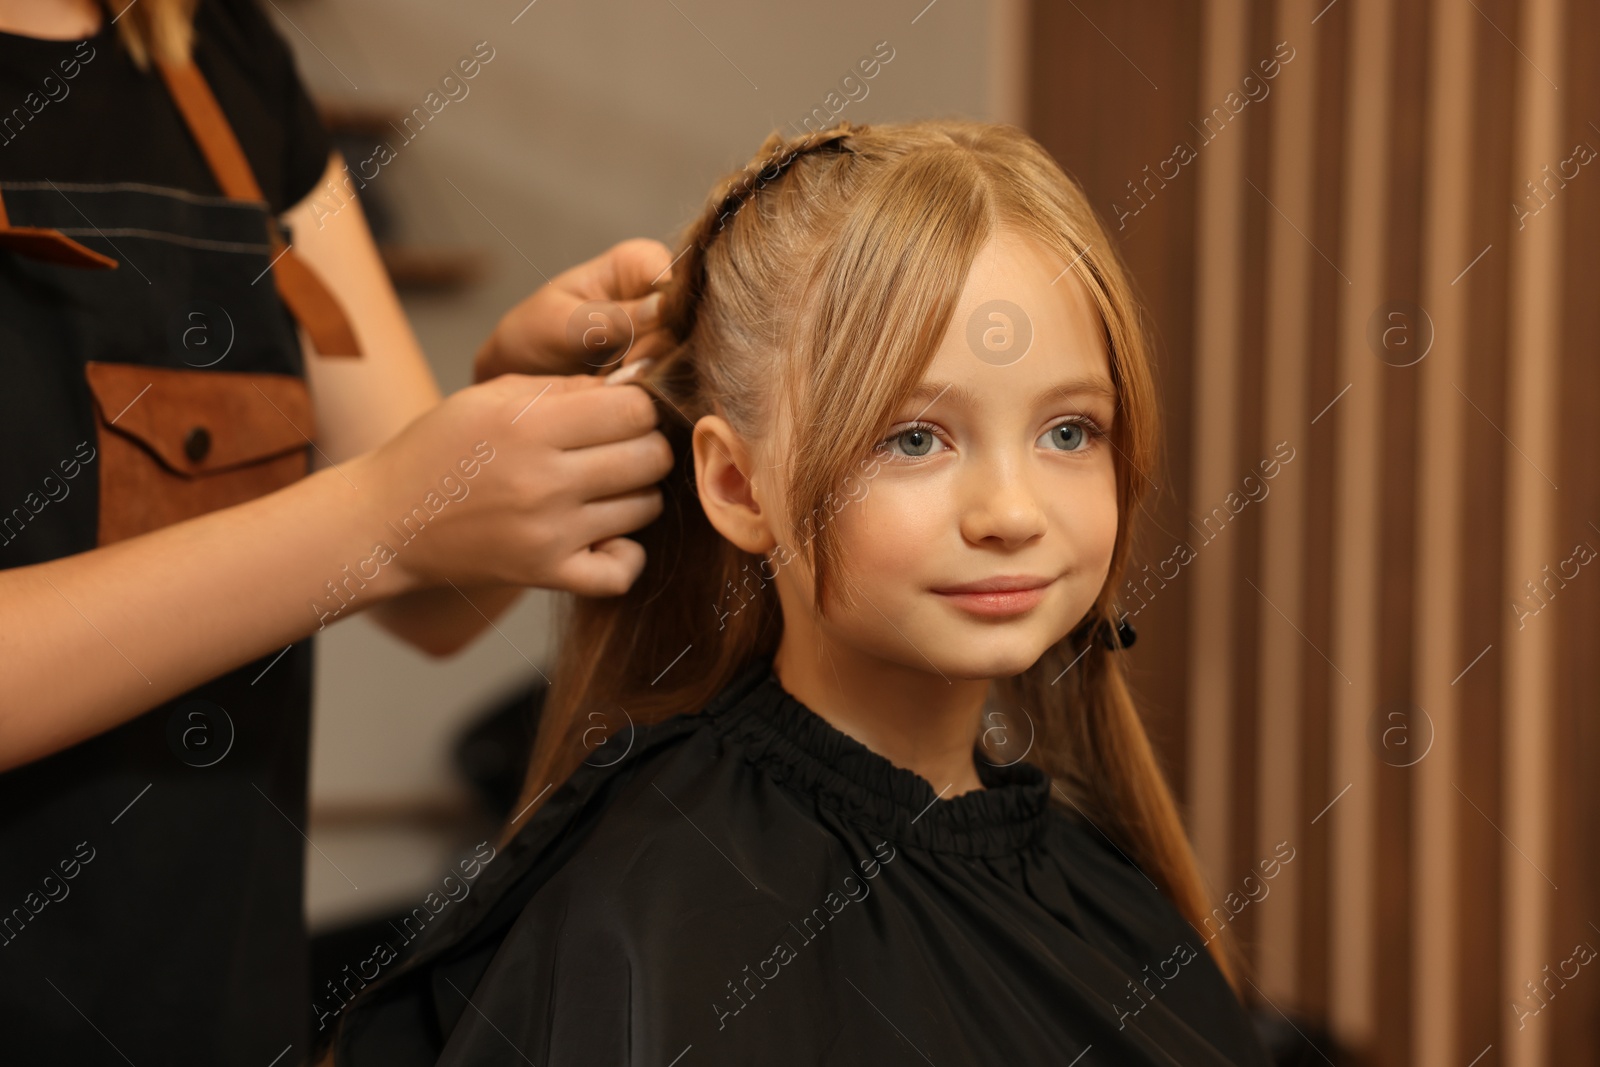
[1027,0,1205,806]
[1296,0,1348,1027]
[1458,0,1516,1060]
[1025,1,1600,1064]
[1329,0,1385,1048]
[1413,0,1471,1061]
[1550,0,1600,1059]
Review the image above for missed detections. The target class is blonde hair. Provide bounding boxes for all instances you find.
[103,0,196,68]
[504,119,1246,992]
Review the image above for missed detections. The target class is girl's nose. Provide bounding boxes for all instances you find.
[957,456,1049,548]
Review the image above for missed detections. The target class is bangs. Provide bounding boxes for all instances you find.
[781,147,997,613]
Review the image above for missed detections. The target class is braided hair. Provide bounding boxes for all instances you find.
[659,123,858,346]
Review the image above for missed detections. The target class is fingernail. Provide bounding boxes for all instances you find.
[638,291,663,321]
[605,358,654,384]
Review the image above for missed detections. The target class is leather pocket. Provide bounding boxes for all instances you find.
[84,360,317,547]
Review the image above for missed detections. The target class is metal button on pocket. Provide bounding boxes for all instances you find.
[184,425,211,463]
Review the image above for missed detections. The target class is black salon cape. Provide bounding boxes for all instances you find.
[333,656,1270,1066]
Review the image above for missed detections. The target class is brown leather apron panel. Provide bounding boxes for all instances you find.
[84,360,316,545]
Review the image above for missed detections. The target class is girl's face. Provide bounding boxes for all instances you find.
[743,228,1122,682]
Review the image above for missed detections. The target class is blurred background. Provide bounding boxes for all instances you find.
[268,1,1600,1065]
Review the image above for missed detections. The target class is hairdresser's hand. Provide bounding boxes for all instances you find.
[474,238,678,383]
[348,372,675,598]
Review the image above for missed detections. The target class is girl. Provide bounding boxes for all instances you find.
[323,119,1271,1066]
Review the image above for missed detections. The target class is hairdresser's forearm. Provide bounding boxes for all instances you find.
[0,461,417,771]
[365,580,525,657]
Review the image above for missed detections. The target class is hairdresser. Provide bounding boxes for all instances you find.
[0,0,674,1063]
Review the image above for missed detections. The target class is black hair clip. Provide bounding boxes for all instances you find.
[1071,613,1137,651]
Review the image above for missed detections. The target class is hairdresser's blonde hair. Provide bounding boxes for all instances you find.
[504,119,1245,991]
[103,0,196,68]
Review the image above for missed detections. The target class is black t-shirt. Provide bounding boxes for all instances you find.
[0,0,331,212]
[0,5,330,1065]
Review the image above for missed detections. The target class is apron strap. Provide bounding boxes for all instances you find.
[156,59,361,357]
[0,58,363,357]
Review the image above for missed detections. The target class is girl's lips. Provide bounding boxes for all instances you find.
[932,581,1053,617]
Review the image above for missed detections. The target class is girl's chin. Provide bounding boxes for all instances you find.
[918,642,1054,682]
[816,617,1068,679]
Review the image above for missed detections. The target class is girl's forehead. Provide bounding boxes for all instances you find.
[936,252,1113,391]
[907,357,1118,417]
[962,228,1075,285]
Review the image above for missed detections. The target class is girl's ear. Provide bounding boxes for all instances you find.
[692,415,777,554]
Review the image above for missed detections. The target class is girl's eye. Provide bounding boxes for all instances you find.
[874,416,1107,462]
[1039,417,1105,453]
[876,421,947,460]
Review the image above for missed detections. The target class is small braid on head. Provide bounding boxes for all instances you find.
[658,122,859,345]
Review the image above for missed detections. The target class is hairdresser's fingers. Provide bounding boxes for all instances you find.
[613,292,664,338]
[487,371,597,389]
[476,374,599,435]
[566,242,673,366]
[629,262,676,360]
[487,370,605,403]
[551,535,649,598]
[544,240,672,363]
[533,382,660,450]
[550,370,608,389]
[555,237,674,304]
[563,430,676,503]
[618,325,676,368]
[479,372,614,436]
[567,486,667,548]
[477,240,673,380]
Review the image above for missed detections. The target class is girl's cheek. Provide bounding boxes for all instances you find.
[834,488,926,579]
[1061,489,1120,572]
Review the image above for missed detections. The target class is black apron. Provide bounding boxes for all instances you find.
[0,56,359,1067]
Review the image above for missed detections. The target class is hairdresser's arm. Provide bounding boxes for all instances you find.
[0,370,673,773]
[0,455,414,771]
[288,157,678,650]
[287,152,520,654]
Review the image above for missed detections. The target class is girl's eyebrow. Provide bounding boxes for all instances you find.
[907,375,1118,410]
